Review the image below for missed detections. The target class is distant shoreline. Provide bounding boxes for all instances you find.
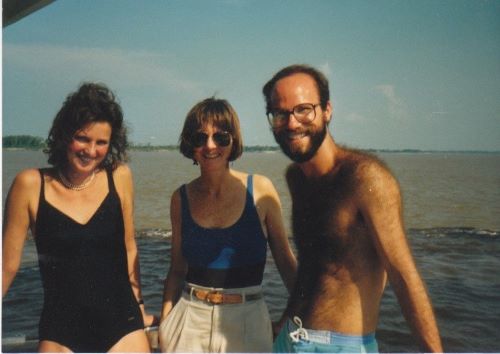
[3,135,499,153]
[3,146,500,154]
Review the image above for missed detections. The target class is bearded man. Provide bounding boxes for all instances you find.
[262,64,442,353]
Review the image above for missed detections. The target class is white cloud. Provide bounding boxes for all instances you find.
[3,43,202,92]
[375,84,408,120]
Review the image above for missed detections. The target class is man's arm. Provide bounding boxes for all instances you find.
[358,161,443,352]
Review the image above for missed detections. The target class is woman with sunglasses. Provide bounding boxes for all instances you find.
[2,83,155,352]
[159,97,297,353]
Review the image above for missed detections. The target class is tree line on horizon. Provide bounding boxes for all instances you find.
[2,134,280,152]
[6,134,489,153]
[3,135,46,149]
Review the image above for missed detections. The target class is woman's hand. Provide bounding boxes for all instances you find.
[143,311,160,328]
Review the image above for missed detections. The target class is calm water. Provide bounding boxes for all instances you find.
[2,150,500,352]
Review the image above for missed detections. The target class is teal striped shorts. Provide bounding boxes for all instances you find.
[273,317,379,353]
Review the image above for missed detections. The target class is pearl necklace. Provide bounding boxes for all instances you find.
[58,170,96,191]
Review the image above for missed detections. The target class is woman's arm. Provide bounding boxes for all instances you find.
[160,189,187,322]
[114,165,156,326]
[255,175,297,293]
[254,174,297,338]
[2,170,39,297]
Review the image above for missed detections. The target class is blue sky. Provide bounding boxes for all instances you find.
[2,0,499,150]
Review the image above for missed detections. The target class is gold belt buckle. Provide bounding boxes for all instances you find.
[205,290,223,304]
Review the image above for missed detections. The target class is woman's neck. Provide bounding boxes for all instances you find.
[60,167,96,186]
[196,167,232,196]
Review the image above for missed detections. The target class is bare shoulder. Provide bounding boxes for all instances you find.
[251,174,280,206]
[170,187,182,204]
[169,188,182,225]
[229,170,276,194]
[112,163,133,180]
[11,168,42,192]
[112,163,133,187]
[170,185,187,211]
[252,173,275,191]
[111,164,133,203]
[16,168,42,183]
[5,169,42,214]
[341,147,393,177]
[341,148,400,198]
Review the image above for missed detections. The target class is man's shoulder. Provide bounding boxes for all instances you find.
[339,146,392,177]
[339,147,400,199]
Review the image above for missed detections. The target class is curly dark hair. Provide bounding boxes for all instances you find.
[44,82,128,170]
[262,64,330,114]
[179,97,243,163]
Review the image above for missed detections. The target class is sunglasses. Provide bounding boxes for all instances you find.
[191,131,232,148]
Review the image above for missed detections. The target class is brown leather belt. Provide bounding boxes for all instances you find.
[184,286,262,305]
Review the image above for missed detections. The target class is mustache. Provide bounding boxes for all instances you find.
[276,127,313,136]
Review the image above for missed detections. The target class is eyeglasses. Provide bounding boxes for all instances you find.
[267,103,321,128]
[191,131,232,148]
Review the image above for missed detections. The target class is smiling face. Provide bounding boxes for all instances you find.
[66,121,112,175]
[270,73,332,163]
[179,98,243,164]
[192,123,233,170]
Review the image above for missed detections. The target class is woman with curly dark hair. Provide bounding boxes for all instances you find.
[2,82,154,352]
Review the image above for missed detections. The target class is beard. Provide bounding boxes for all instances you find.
[273,123,327,163]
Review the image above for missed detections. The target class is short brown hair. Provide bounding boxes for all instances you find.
[179,97,243,162]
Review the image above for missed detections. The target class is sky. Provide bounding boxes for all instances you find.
[2,0,499,151]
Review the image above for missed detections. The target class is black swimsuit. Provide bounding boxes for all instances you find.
[35,168,143,352]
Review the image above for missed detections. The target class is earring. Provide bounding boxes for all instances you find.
[193,160,198,165]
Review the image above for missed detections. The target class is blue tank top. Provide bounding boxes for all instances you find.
[181,175,268,288]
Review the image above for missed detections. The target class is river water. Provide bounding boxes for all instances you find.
[2,150,500,352]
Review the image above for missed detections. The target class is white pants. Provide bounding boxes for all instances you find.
[159,284,272,353]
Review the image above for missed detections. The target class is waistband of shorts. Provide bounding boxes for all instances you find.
[185,282,263,293]
[183,283,263,305]
[287,318,376,345]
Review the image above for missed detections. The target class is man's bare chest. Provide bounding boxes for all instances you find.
[291,190,362,258]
